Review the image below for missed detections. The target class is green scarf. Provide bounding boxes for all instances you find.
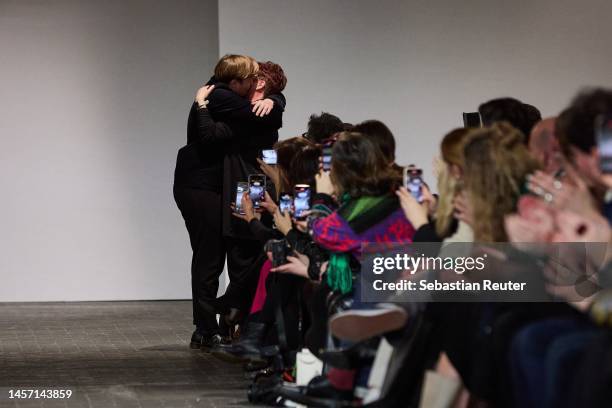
[326,195,387,293]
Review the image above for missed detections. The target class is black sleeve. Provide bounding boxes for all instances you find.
[413,221,442,243]
[267,93,286,110]
[412,221,443,257]
[286,229,308,252]
[186,102,235,145]
[208,88,284,130]
[304,240,329,281]
[248,219,282,243]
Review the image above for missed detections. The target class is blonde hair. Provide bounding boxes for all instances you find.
[435,128,471,237]
[214,54,259,83]
[462,122,539,242]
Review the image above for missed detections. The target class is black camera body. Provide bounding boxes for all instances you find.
[269,239,290,268]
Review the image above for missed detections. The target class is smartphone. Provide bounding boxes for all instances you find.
[234,182,248,215]
[596,114,612,173]
[404,165,424,203]
[248,174,266,209]
[463,112,482,128]
[279,192,293,215]
[293,184,311,220]
[262,149,277,165]
[321,141,334,172]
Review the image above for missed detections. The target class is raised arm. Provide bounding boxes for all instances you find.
[207,86,285,131]
[186,84,236,146]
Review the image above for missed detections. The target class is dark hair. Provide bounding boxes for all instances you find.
[352,120,396,163]
[330,132,401,198]
[524,104,542,129]
[556,88,612,157]
[258,61,287,96]
[275,137,313,192]
[478,97,541,143]
[305,112,344,143]
[288,145,321,189]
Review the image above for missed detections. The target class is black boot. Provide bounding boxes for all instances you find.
[211,322,266,363]
[224,307,244,327]
[318,338,379,369]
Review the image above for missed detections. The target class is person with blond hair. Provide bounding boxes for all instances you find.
[174,54,287,349]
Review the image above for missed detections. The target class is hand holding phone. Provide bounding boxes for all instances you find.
[262,149,277,165]
[293,184,312,220]
[234,182,249,215]
[403,165,424,203]
[279,192,293,215]
[248,174,266,209]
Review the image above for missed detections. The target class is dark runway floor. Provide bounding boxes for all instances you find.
[0,301,251,408]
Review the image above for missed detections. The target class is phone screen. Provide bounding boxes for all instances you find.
[248,174,266,208]
[279,192,293,215]
[463,112,482,128]
[235,182,248,214]
[404,166,423,202]
[322,146,333,172]
[293,184,311,219]
[321,140,334,172]
[262,149,277,165]
[597,114,612,173]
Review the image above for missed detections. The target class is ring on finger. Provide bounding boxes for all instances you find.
[544,192,554,203]
[553,180,563,190]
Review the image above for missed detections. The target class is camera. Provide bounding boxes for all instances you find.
[269,239,290,268]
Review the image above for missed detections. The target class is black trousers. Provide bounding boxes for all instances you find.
[259,274,308,351]
[173,186,261,333]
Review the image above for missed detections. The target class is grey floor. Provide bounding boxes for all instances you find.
[0,301,252,408]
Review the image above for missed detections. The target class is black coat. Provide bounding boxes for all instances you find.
[174,77,285,239]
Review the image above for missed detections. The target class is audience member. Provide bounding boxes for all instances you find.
[175,79,612,407]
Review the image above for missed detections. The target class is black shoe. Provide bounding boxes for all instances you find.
[190,329,206,349]
[242,360,273,373]
[306,376,354,400]
[190,330,225,352]
[202,333,229,352]
[211,322,266,363]
[275,376,356,408]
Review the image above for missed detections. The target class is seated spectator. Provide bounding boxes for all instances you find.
[303,112,345,143]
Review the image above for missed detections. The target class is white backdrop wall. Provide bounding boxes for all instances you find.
[0,0,219,301]
[219,0,612,180]
[3,0,612,302]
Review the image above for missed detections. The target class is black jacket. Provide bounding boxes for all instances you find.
[174,77,285,238]
[174,78,284,189]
